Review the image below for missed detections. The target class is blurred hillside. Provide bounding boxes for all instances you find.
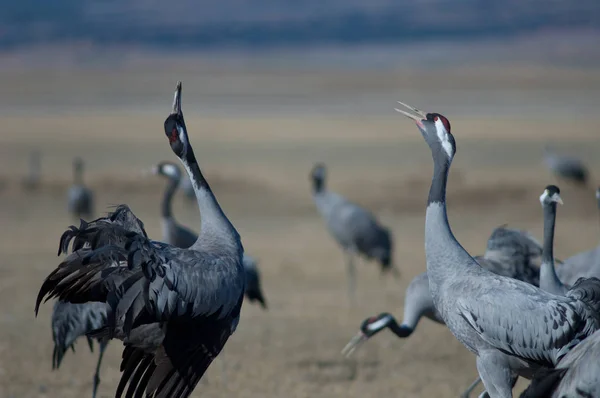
[1,0,599,49]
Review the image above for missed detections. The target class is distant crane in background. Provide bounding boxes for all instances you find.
[67,157,94,219]
[22,149,41,191]
[543,145,589,186]
[50,301,108,398]
[310,162,396,305]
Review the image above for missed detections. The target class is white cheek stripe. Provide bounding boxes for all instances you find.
[539,190,549,205]
[163,164,178,177]
[366,317,389,332]
[435,119,453,158]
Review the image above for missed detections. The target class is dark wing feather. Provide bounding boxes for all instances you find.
[457,277,600,367]
[566,277,600,314]
[118,301,240,398]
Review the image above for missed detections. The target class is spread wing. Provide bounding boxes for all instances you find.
[456,278,599,367]
[36,205,244,332]
[36,205,245,398]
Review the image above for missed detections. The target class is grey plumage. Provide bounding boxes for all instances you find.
[556,187,600,285]
[311,162,396,303]
[154,161,200,249]
[543,145,589,185]
[341,226,542,397]
[22,149,41,191]
[51,301,108,398]
[36,82,245,398]
[520,329,600,398]
[396,101,600,398]
[155,161,267,309]
[180,174,196,201]
[67,157,94,219]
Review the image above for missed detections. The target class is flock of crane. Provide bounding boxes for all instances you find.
[30,81,599,398]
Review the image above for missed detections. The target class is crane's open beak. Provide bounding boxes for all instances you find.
[341,332,367,357]
[171,81,182,115]
[394,101,426,129]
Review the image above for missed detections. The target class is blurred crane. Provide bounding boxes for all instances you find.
[543,145,589,186]
[51,301,108,398]
[67,157,94,219]
[310,162,396,305]
[22,149,41,191]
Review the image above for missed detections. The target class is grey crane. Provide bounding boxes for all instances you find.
[538,185,600,315]
[556,187,600,285]
[538,185,568,296]
[520,328,600,398]
[51,301,108,398]
[36,81,246,398]
[341,226,543,398]
[67,157,94,219]
[543,145,589,186]
[395,101,600,398]
[22,149,41,191]
[153,161,199,249]
[311,163,397,304]
[153,160,267,308]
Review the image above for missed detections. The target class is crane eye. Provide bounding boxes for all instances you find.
[434,116,439,122]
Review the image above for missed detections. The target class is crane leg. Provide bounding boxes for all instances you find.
[460,376,482,398]
[92,340,108,398]
[476,352,514,398]
[345,251,357,305]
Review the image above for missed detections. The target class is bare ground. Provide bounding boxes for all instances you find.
[1,59,600,398]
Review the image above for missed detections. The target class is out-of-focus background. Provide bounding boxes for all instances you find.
[1,1,600,397]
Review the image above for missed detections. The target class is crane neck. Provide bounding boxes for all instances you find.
[161,175,179,218]
[540,203,565,295]
[312,178,325,194]
[179,146,242,254]
[425,152,474,300]
[73,165,83,185]
[387,318,414,338]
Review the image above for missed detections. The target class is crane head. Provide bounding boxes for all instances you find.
[164,81,189,159]
[152,161,182,182]
[341,313,393,357]
[310,162,327,192]
[395,101,456,161]
[539,185,563,206]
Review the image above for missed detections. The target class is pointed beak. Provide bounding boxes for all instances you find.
[394,101,426,128]
[341,332,367,357]
[555,194,564,205]
[171,81,182,115]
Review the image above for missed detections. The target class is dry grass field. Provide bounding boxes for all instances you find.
[0,51,600,398]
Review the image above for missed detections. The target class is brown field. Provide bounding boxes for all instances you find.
[1,50,600,398]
